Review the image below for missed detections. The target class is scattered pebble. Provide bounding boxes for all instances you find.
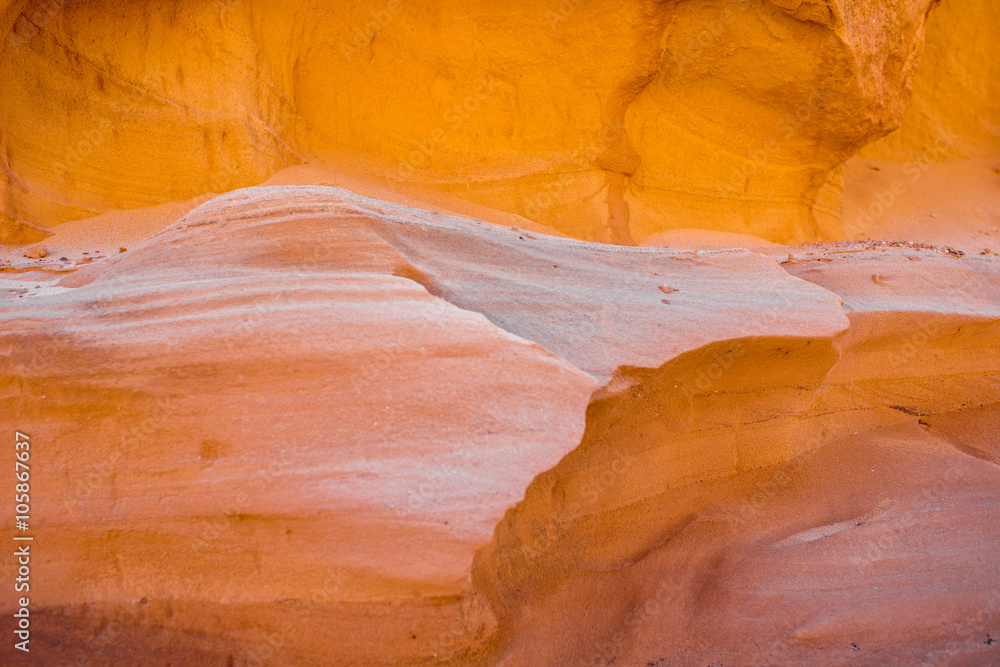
[872,274,882,285]
[60,256,69,261]
[119,247,128,253]
[659,285,678,294]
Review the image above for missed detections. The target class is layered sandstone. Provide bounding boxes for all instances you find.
[4,185,1000,664]
[2,0,1000,665]
[0,0,978,245]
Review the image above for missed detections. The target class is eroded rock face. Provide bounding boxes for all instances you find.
[862,0,1000,161]
[1,186,601,664]
[2,1,1000,665]
[3,185,1000,664]
[0,184,845,662]
[623,0,938,242]
[473,242,1000,665]
[0,0,943,243]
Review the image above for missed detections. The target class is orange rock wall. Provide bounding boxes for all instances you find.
[3,0,979,245]
[862,0,1000,161]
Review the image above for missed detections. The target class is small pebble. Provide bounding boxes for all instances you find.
[119,247,128,253]
[872,274,882,285]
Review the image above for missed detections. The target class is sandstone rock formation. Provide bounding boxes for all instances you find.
[861,0,1000,161]
[3,0,987,245]
[2,1,999,665]
[4,184,1000,665]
